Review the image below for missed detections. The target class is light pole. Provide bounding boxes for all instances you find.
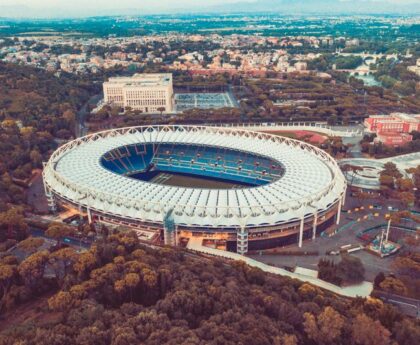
[379,229,385,256]
[385,218,391,243]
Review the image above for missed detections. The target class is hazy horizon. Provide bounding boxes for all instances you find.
[1,0,420,18]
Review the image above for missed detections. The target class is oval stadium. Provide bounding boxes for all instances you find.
[42,125,347,254]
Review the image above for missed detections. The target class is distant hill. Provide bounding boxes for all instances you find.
[0,0,419,18]
[204,0,420,14]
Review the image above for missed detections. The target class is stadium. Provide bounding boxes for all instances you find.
[42,125,347,254]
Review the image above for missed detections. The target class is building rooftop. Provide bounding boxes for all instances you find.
[105,73,173,87]
[367,113,420,122]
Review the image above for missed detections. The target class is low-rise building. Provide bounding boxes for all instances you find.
[376,132,413,146]
[407,58,420,76]
[364,113,420,146]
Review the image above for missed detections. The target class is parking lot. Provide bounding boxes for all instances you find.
[249,191,419,281]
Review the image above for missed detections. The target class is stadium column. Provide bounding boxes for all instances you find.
[342,187,347,206]
[45,188,57,213]
[42,163,57,213]
[298,216,305,248]
[237,226,248,255]
[87,207,92,224]
[163,210,177,246]
[336,198,342,225]
[312,212,318,240]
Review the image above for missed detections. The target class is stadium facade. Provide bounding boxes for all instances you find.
[43,126,347,254]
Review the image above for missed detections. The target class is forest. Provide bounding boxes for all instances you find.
[0,62,99,208]
[0,231,419,345]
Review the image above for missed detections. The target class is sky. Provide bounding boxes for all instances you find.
[0,0,419,18]
[1,0,240,10]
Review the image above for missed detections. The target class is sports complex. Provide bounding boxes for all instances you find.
[42,125,347,254]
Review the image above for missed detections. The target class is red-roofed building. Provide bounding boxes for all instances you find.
[364,113,420,146]
[376,132,413,146]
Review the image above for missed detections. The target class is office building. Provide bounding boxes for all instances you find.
[103,73,174,113]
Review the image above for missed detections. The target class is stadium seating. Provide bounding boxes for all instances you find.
[101,143,284,186]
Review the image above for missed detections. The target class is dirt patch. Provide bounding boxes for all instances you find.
[27,173,49,214]
[0,293,59,332]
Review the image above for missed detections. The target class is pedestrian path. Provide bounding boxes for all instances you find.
[187,237,373,298]
[213,122,362,137]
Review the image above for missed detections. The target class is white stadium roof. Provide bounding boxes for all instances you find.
[43,126,346,228]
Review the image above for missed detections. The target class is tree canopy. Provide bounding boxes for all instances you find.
[0,232,417,345]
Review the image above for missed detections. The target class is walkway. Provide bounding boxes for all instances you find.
[186,237,373,298]
[212,122,363,137]
[340,152,420,189]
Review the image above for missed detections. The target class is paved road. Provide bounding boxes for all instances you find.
[187,237,373,298]
[30,229,92,251]
[76,94,102,138]
[375,291,420,318]
[227,84,240,108]
[27,173,49,214]
[341,125,364,158]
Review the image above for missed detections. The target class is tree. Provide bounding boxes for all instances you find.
[74,251,98,279]
[303,306,345,344]
[0,264,16,311]
[379,174,395,189]
[392,252,420,279]
[115,272,140,302]
[48,291,73,312]
[49,247,78,287]
[157,107,166,115]
[318,258,341,286]
[341,164,363,186]
[17,250,49,290]
[281,334,298,345]
[397,191,415,207]
[0,207,28,241]
[62,109,76,126]
[385,210,418,243]
[379,277,408,296]
[396,178,414,192]
[111,326,137,345]
[407,165,420,206]
[381,162,402,179]
[327,115,338,126]
[393,319,420,345]
[141,268,157,289]
[374,272,386,289]
[337,255,365,284]
[351,313,391,345]
[17,236,44,254]
[45,224,73,246]
[125,272,140,302]
[29,149,42,167]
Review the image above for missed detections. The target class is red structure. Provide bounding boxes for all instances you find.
[375,132,413,146]
[364,113,420,146]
